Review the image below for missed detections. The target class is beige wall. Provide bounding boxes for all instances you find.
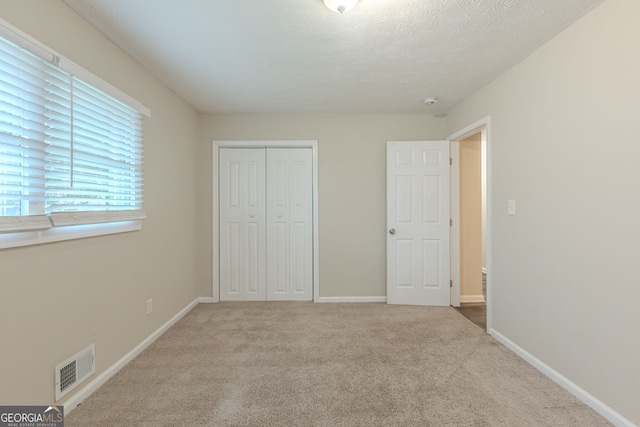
[445,0,640,423]
[459,134,483,299]
[0,2,200,405]
[198,114,445,298]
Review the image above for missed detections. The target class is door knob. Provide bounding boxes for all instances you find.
[389,228,396,235]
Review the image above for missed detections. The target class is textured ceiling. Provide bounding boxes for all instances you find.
[61,0,604,115]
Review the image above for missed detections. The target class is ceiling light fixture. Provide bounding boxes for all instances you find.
[423,97,439,105]
[323,0,359,14]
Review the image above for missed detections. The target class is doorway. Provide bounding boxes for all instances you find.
[448,118,492,332]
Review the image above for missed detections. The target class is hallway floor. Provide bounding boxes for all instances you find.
[454,303,486,331]
[455,272,487,330]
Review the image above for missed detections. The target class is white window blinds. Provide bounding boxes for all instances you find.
[0,29,145,233]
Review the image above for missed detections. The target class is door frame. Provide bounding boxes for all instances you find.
[447,117,492,333]
[212,140,319,302]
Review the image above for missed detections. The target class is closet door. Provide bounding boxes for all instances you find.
[267,148,313,301]
[219,148,267,301]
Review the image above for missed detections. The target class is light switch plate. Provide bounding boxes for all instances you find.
[508,200,516,216]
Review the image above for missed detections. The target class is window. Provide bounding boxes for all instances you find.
[0,20,149,246]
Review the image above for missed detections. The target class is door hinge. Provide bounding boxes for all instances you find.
[450,280,453,288]
[449,157,452,165]
[450,219,453,226]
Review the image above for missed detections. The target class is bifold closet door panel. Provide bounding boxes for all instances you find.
[219,148,267,301]
[266,148,313,301]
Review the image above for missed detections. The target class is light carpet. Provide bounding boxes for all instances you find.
[66,302,610,426]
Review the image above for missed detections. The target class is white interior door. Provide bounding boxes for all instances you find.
[267,148,313,301]
[387,141,451,306]
[219,148,267,301]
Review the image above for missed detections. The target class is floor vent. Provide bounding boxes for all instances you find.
[55,344,95,401]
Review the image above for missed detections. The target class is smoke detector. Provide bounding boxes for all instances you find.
[423,97,439,105]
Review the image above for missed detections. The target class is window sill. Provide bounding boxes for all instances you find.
[0,220,142,250]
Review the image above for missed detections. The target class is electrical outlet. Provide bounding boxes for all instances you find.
[147,298,153,315]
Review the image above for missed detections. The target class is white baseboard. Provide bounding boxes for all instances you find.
[460,295,486,303]
[490,329,634,427]
[315,296,387,303]
[198,297,215,303]
[63,297,201,414]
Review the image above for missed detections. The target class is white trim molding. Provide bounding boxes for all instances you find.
[0,220,142,250]
[491,330,635,427]
[315,296,387,303]
[449,141,460,307]
[63,298,201,414]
